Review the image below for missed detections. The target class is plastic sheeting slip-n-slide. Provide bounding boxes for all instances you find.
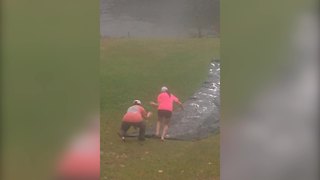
[128,59,220,141]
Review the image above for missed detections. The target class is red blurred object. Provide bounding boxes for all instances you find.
[56,124,100,180]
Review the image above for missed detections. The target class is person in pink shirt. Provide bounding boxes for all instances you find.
[120,100,152,141]
[150,86,183,141]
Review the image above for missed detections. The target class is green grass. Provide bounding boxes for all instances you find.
[101,38,220,180]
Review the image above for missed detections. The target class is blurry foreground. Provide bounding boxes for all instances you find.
[221,0,319,180]
[1,0,99,179]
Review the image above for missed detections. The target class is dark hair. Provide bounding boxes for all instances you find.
[166,91,171,97]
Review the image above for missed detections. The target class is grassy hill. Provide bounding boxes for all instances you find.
[100,38,220,179]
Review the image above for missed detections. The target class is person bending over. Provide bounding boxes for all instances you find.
[120,100,152,141]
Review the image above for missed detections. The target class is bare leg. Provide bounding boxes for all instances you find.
[161,118,169,141]
[156,119,161,137]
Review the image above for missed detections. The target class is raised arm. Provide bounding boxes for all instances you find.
[140,107,151,119]
[149,101,158,108]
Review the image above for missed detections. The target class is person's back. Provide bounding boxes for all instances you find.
[157,92,179,112]
[122,105,146,123]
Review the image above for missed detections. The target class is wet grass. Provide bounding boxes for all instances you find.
[101,38,220,179]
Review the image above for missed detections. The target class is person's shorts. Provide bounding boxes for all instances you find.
[158,110,172,119]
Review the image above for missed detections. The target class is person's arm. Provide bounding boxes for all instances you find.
[149,101,158,108]
[141,107,152,119]
[146,111,152,118]
[177,101,184,110]
[173,95,184,110]
[141,107,148,119]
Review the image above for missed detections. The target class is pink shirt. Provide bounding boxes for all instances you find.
[157,92,179,112]
[122,105,146,122]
